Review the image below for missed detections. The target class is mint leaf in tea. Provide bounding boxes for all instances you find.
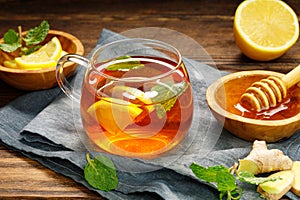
[151,81,188,119]
[105,55,144,71]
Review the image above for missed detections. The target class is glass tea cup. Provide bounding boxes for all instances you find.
[56,38,194,158]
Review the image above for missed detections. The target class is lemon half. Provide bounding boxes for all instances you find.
[234,0,299,61]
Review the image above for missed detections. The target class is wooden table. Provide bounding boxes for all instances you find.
[0,0,299,198]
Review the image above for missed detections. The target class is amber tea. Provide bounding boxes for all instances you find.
[80,56,193,158]
[56,38,194,158]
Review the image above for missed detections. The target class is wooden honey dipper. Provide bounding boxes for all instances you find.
[240,65,300,112]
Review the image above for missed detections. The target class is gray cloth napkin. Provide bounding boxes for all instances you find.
[0,29,299,200]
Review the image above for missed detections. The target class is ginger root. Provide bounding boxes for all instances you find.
[237,140,293,175]
[291,161,300,196]
[257,170,295,200]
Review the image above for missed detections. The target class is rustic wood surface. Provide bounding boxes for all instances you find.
[0,0,299,199]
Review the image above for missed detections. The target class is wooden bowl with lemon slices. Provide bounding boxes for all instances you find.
[0,30,84,90]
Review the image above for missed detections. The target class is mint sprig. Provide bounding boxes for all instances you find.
[84,154,118,191]
[0,20,49,55]
[190,163,241,200]
[190,163,279,200]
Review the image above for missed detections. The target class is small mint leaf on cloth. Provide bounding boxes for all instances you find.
[84,154,118,191]
[190,163,229,183]
[216,171,239,199]
[190,163,242,200]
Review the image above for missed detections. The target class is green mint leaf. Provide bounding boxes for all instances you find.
[0,43,21,53]
[84,154,118,191]
[0,29,21,52]
[190,163,242,200]
[151,81,188,119]
[225,187,242,200]
[190,163,229,183]
[216,171,237,193]
[23,45,41,55]
[213,170,242,200]
[4,29,19,44]
[106,55,144,71]
[154,98,177,119]
[237,171,279,185]
[24,20,49,46]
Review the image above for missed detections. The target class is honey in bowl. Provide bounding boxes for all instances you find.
[206,70,300,142]
[216,75,300,120]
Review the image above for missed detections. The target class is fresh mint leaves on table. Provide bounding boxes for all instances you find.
[190,163,241,200]
[0,20,49,55]
[190,163,279,200]
[84,154,118,191]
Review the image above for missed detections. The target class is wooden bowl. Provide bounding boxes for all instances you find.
[0,30,84,90]
[206,70,300,142]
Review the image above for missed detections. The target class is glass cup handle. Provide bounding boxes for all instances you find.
[56,54,89,102]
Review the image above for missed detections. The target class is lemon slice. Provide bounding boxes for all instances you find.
[234,0,299,61]
[61,50,69,57]
[112,86,153,103]
[15,36,62,70]
[112,85,155,113]
[3,60,17,68]
[38,36,62,61]
[87,97,143,134]
[15,51,57,69]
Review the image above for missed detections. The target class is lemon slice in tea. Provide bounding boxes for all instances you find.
[87,97,143,134]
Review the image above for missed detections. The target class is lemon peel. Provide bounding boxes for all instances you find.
[87,97,143,134]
